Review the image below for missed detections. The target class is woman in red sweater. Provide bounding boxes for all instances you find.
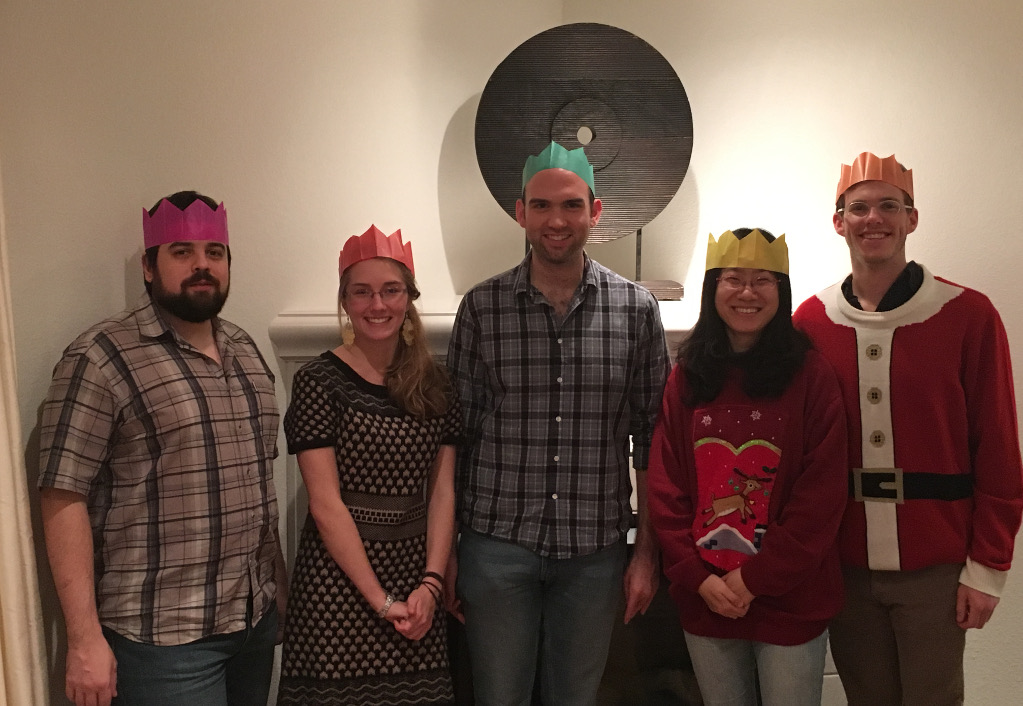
[647,228,848,706]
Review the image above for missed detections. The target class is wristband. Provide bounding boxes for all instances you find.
[420,581,441,606]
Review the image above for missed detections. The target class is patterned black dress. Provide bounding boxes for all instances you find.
[278,352,458,706]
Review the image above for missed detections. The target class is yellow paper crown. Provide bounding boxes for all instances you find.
[705,230,788,274]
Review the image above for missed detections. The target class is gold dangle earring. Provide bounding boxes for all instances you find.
[401,316,414,346]
[342,316,355,345]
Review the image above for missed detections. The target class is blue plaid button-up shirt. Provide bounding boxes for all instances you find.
[448,255,670,558]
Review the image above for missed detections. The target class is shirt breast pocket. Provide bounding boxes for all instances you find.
[572,312,633,391]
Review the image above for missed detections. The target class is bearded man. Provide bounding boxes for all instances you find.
[39,191,287,706]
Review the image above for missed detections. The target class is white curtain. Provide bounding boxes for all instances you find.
[0,165,47,704]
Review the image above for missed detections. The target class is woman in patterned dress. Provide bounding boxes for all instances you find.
[278,226,458,705]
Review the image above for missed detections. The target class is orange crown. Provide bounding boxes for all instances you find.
[836,152,913,202]
[339,225,414,277]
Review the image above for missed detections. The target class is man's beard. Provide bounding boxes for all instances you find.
[151,270,229,323]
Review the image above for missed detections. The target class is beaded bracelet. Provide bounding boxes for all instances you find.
[377,592,396,618]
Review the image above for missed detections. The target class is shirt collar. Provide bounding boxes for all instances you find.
[841,261,924,312]
[512,252,597,298]
[135,294,174,340]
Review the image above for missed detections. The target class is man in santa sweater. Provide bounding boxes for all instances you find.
[793,151,1023,706]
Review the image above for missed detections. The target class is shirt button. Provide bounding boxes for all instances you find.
[866,344,883,360]
[557,338,563,344]
[869,430,886,447]
[555,416,562,422]
[553,455,560,462]
[866,387,883,404]
[552,493,559,500]
[557,376,563,383]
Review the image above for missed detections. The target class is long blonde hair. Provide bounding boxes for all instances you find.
[338,260,452,419]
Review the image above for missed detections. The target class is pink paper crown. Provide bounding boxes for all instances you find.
[836,152,914,202]
[339,225,414,276]
[142,198,229,249]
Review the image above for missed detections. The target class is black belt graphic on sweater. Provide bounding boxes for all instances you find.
[851,468,973,503]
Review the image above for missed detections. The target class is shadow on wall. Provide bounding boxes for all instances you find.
[640,170,701,286]
[24,407,69,703]
[125,249,146,307]
[27,254,145,705]
[438,93,527,296]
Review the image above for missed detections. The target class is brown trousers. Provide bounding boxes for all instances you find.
[829,563,965,706]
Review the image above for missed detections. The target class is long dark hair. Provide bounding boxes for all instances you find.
[678,228,811,405]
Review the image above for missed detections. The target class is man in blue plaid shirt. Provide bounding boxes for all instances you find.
[446,142,670,705]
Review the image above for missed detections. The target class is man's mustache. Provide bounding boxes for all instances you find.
[183,271,220,287]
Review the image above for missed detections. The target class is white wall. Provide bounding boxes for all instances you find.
[2,1,1021,703]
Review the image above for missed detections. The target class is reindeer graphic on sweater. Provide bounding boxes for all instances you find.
[692,405,782,572]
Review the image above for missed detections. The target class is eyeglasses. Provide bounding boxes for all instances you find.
[838,200,914,218]
[717,274,779,292]
[346,285,408,303]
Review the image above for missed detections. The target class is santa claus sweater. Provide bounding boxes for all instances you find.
[794,267,1023,597]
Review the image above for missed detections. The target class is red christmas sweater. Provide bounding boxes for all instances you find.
[794,268,1023,596]
[648,350,848,645]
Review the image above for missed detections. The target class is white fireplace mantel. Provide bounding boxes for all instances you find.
[269,301,694,364]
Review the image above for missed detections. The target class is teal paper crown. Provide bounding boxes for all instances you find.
[521,141,596,195]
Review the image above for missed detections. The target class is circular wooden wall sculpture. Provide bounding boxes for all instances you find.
[475,22,694,243]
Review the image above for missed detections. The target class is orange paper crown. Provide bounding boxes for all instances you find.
[836,152,914,202]
[705,230,788,274]
[339,225,414,276]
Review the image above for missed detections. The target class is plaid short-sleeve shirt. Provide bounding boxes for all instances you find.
[448,255,670,558]
[39,296,280,645]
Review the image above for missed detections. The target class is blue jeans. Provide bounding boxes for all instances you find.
[457,529,626,706]
[104,604,278,706]
[683,629,828,706]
